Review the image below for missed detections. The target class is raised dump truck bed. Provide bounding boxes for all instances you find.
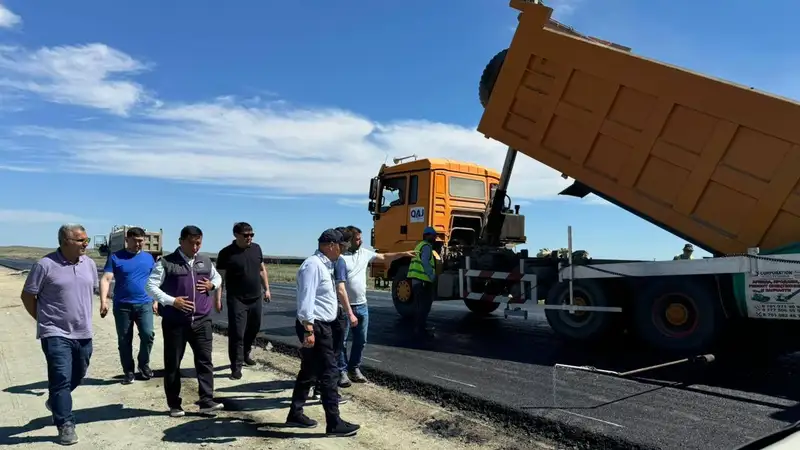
[478,1,800,256]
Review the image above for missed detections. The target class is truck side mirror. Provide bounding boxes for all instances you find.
[369,178,379,200]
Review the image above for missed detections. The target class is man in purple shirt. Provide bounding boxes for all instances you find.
[20,224,98,446]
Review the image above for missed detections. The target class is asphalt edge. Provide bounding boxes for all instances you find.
[0,261,652,449]
[210,322,658,450]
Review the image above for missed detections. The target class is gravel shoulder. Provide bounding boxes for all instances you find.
[0,267,550,449]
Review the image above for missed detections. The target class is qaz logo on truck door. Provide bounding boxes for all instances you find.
[410,207,425,223]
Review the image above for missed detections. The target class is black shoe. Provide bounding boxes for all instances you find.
[197,400,224,414]
[326,420,360,437]
[243,353,256,366]
[139,365,153,380]
[122,372,135,385]
[58,421,79,445]
[286,413,318,428]
[310,388,320,401]
[229,370,242,380]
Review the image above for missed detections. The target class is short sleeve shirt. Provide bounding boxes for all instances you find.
[216,242,264,301]
[339,248,377,306]
[23,251,98,340]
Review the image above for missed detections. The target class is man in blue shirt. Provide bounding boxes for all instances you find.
[99,227,157,384]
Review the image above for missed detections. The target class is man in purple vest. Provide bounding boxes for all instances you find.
[145,225,224,417]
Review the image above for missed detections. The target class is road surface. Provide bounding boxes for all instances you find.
[3,257,799,449]
[0,266,543,449]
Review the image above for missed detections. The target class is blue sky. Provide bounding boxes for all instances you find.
[0,0,795,259]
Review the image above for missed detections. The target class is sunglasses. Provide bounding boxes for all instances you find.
[239,233,255,238]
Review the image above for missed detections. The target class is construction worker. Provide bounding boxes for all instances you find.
[673,244,694,260]
[408,226,437,338]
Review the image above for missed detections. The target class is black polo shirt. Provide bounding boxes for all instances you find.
[216,241,264,303]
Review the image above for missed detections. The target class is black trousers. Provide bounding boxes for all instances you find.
[162,315,214,408]
[315,307,346,391]
[412,279,434,331]
[227,296,263,371]
[289,319,341,426]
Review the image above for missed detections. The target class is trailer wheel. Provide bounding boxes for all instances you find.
[479,48,508,107]
[545,280,614,341]
[632,278,722,354]
[392,265,416,320]
[464,299,501,315]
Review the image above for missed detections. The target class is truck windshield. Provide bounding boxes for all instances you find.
[450,176,485,200]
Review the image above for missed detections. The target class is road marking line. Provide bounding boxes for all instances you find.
[433,375,477,388]
[557,409,623,428]
[363,356,382,363]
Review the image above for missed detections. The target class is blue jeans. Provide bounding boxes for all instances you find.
[338,303,369,372]
[41,337,93,427]
[113,302,155,373]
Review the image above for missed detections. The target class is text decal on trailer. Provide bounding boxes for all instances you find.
[410,207,425,223]
[745,270,800,320]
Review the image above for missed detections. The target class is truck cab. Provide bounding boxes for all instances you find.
[367,157,523,287]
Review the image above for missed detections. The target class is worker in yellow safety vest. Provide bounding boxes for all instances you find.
[407,226,438,338]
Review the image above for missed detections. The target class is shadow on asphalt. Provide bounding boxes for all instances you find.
[0,403,161,446]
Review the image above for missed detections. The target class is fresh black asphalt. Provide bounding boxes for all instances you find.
[2,257,799,449]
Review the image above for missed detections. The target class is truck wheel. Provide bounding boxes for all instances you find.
[392,265,416,320]
[479,49,508,107]
[545,280,614,341]
[632,278,722,354]
[464,299,501,315]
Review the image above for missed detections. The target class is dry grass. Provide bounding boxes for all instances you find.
[0,246,389,289]
[0,245,107,266]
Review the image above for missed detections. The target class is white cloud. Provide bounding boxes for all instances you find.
[337,198,368,208]
[546,0,583,18]
[0,3,21,29]
[0,41,593,202]
[0,209,83,224]
[0,164,45,173]
[0,43,149,115]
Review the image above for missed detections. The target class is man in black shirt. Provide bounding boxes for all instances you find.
[215,222,271,379]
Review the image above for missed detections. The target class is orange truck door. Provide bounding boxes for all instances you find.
[376,175,409,243]
[406,172,431,242]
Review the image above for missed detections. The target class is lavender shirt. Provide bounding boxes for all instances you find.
[23,251,98,340]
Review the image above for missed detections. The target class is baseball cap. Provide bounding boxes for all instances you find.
[319,228,344,244]
[683,244,694,251]
[423,226,437,236]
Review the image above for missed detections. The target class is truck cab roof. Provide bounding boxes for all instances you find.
[381,158,500,179]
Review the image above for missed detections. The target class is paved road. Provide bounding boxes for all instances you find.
[2,257,798,449]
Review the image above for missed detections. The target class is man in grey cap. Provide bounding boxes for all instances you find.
[285,228,360,437]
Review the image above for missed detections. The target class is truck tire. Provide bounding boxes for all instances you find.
[392,265,416,320]
[464,299,501,315]
[545,280,615,341]
[479,49,508,107]
[631,277,723,354]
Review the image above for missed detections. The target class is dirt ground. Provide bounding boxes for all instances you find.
[0,267,550,449]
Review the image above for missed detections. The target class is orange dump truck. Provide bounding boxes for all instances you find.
[372,0,800,355]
